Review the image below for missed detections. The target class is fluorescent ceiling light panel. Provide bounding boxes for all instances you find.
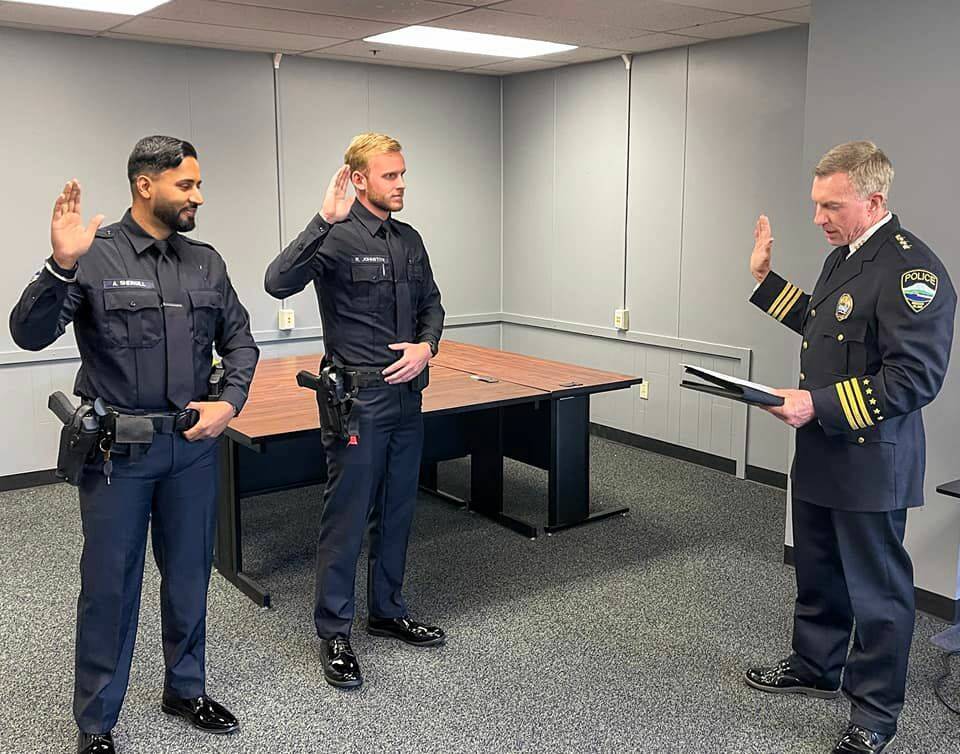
[3,0,168,13]
[364,26,576,59]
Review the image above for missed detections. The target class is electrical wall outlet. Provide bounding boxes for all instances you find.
[278,308,296,331]
[638,382,649,400]
[614,308,630,331]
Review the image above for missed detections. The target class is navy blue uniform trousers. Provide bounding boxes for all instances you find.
[790,497,914,735]
[314,385,424,639]
[74,433,219,734]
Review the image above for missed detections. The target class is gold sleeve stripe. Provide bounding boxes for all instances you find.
[849,378,875,427]
[835,382,861,431]
[776,287,804,322]
[842,380,867,429]
[767,283,795,317]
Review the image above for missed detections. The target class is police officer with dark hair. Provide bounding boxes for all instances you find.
[265,132,445,690]
[10,135,259,753]
[744,141,956,754]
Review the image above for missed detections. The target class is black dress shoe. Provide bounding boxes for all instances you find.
[744,657,841,699]
[367,615,445,647]
[77,731,115,753]
[161,693,239,734]
[832,724,896,753]
[321,637,363,689]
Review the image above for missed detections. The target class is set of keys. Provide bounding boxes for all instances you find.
[100,437,114,485]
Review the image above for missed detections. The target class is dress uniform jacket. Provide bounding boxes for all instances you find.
[751,214,956,511]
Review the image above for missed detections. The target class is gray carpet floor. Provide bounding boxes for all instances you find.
[2,437,959,753]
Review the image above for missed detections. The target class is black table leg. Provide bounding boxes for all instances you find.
[544,394,628,534]
[214,436,272,608]
[470,407,538,539]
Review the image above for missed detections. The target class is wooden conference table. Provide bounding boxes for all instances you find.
[214,340,642,607]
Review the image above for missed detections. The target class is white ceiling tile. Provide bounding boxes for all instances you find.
[104,30,289,52]
[219,0,467,24]
[316,38,510,67]
[0,5,127,32]
[432,0,509,5]
[677,14,796,39]
[109,17,344,51]
[425,8,648,46]
[546,45,624,63]
[462,58,563,74]
[657,0,804,12]
[492,0,738,32]
[610,31,705,53]
[148,0,401,38]
[302,51,464,71]
[760,5,810,23]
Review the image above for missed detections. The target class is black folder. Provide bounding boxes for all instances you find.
[680,365,784,407]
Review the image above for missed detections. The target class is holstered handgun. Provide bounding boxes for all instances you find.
[49,392,103,486]
[296,365,359,443]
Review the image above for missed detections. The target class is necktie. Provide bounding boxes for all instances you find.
[384,222,413,344]
[154,239,194,408]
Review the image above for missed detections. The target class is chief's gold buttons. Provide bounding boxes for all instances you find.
[810,309,816,317]
[837,333,844,342]
[803,341,809,350]
[799,372,806,381]
[858,437,865,444]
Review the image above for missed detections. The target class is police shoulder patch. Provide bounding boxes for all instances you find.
[901,269,938,312]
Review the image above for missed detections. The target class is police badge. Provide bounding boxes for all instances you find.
[835,293,853,321]
[901,269,938,313]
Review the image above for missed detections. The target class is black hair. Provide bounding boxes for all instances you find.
[127,135,198,185]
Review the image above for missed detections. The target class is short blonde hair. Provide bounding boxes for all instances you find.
[344,132,402,174]
[815,140,894,199]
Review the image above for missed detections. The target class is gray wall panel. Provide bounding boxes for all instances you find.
[626,48,687,337]
[680,27,809,474]
[553,59,628,327]
[502,71,555,318]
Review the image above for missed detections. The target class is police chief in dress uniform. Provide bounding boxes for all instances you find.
[264,133,445,690]
[9,136,259,754]
[744,141,956,754]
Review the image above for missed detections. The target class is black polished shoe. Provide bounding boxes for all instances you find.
[367,615,445,647]
[744,657,841,699]
[161,693,239,734]
[832,724,896,753]
[77,731,115,753]
[321,636,363,689]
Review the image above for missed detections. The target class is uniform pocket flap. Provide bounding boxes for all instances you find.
[187,289,223,309]
[103,288,161,311]
[351,262,390,283]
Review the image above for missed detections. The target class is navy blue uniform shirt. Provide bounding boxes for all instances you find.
[264,200,444,367]
[10,210,259,413]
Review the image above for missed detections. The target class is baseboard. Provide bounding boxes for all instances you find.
[590,423,736,475]
[746,465,788,490]
[783,545,959,624]
[0,468,61,492]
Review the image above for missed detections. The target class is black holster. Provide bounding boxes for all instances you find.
[49,392,101,486]
[208,362,226,401]
[296,364,359,443]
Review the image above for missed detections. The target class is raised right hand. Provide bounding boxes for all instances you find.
[750,214,773,284]
[50,180,104,270]
[320,165,355,224]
